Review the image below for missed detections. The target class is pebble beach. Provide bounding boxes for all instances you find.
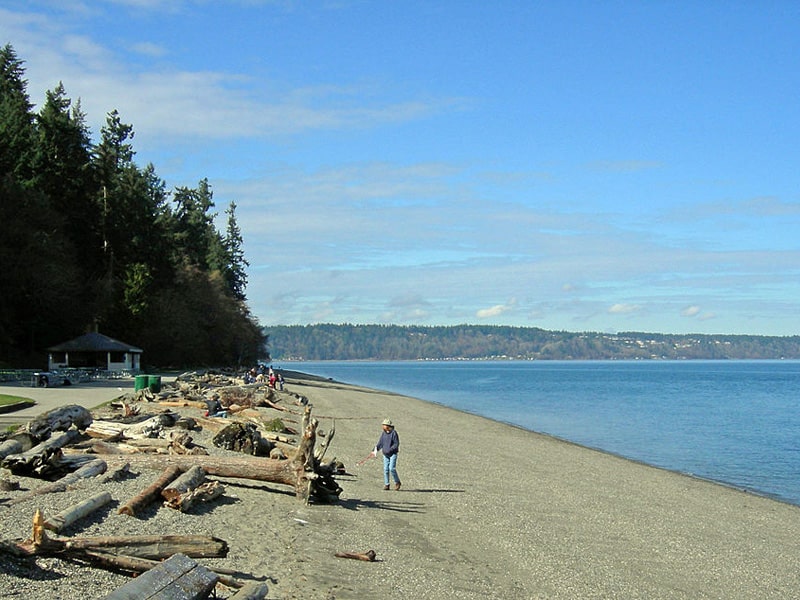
[2,372,800,599]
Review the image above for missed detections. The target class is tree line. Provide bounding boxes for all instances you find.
[0,44,265,368]
[265,324,800,361]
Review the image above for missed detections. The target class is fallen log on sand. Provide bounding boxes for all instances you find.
[118,465,182,517]
[165,480,224,512]
[161,465,225,512]
[86,414,176,441]
[43,491,113,533]
[26,404,93,439]
[0,439,24,460]
[335,549,377,562]
[2,429,82,475]
[3,509,228,560]
[162,465,207,502]
[6,458,107,506]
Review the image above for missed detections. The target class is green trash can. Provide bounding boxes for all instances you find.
[148,375,162,393]
[134,374,148,391]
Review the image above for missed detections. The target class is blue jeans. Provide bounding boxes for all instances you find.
[383,453,400,485]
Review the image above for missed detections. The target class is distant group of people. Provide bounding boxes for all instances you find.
[243,364,284,390]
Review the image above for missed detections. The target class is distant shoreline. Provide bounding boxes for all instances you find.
[266,323,800,361]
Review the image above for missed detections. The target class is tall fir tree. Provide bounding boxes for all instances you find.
[35,83,102,285]
[0,44,36,183]
[222,201,249,301]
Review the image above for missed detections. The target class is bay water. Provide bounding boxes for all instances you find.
[286,360,800,506]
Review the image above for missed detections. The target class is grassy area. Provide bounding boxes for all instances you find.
[0,393,35,411]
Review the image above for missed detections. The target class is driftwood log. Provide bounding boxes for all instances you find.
[4,509,228,560]
[2,429,82,475]
[162,465,207,502]
[63,534,227,559]
[86,434,203,455]
[20,532,228,560]
[82,440,156,455]
[335,549,377,562]
[6,458,108,506]
[118,465,183,517]
[0,438,24,459]
[158,400,208,409]
[26,404,93,439]
[165,480,224,512]
[43,491,113,532]
[86,414,176,441]
[98,453,334,502]
[161,465,224,512]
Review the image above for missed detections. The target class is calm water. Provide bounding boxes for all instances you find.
[286,360,800,506]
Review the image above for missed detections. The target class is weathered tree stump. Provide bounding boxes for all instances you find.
[212,422,272,456]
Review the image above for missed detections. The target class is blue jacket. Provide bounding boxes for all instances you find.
[375,429,399,456]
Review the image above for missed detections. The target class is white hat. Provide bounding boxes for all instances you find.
[381,418,393,427]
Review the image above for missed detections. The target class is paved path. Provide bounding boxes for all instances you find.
[0,378,162,428]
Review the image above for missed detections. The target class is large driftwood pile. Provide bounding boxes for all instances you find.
[0,373,345,599]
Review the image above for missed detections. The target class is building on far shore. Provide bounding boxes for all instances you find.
[47,332,143,373]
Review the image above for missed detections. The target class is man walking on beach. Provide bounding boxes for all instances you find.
[372,418,401,490]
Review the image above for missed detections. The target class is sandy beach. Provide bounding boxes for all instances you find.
[2,372,800,599]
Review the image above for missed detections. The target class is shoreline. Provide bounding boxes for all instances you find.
[286,360,800,510]
[2,372,800,598]
[307,371,799,510]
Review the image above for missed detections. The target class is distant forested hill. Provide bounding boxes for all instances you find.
[264,324,800,361]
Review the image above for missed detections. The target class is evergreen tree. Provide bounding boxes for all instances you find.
[0,44,36,183]
[172,178,216,269]
[35,83,102,285]
[213,201,249,301]
[0,178,82,364]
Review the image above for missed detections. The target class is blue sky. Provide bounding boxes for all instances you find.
[3,1,800,335]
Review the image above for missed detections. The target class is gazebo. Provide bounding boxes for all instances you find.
[47,332,143,373]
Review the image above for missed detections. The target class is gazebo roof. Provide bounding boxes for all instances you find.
[47,332,143,353]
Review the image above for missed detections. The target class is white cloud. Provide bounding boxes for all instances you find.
[476,299,517,320]
[681,305,701,317]
[608,303,641,315]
